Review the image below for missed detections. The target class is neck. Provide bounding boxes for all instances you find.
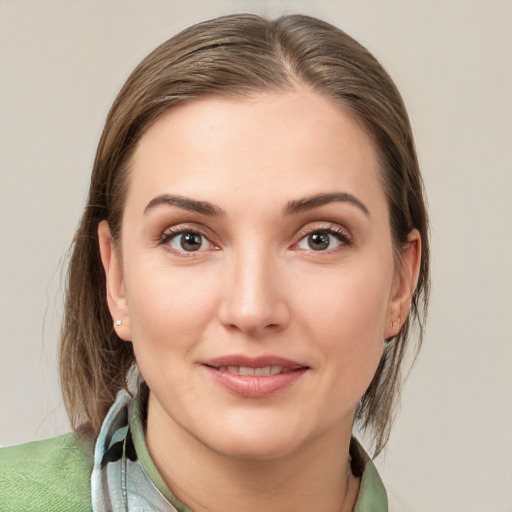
[145,396,360,512]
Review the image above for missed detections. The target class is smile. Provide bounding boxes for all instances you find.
[202,356,309,398]
[214,365,301,376]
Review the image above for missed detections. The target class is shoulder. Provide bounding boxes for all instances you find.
[0,433,94,512]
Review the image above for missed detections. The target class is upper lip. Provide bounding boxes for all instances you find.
[202,354,308,369]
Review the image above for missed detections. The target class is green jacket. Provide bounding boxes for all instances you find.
[0,432,387,511]
[0,433,94,511]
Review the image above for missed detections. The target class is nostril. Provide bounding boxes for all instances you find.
[217,283,291,335]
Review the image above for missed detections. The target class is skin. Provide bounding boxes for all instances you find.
[98,90,420,512]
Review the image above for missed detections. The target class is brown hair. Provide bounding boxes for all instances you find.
[60,13,429,454]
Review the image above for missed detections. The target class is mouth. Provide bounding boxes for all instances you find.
[202,356,309,398]
[208,365,304,376]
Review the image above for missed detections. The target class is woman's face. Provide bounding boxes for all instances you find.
[101,90,413,460]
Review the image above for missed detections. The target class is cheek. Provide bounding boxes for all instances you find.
[295,263,393,394]
[123,260,219,355]
[124,263,221,406]
[299,265,392,341]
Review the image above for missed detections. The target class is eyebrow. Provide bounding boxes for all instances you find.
[144,194,226,217]
[144,191,369,218]
[285,192,370,216]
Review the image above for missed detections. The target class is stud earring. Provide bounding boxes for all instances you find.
[391,316,401,328]
[115,320,122,326]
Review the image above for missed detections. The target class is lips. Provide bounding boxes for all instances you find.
[216,365,299,376]
[202,355,309,398]
[204,354,307,369]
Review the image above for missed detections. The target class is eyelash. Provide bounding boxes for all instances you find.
[292,223,353,253]
[158,222,352,256]
[159,225,217,257]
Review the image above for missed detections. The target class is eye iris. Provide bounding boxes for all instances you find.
[308,232,330,250]
[180,233,202,251]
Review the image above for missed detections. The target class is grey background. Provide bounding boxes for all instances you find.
[1,1,511,511]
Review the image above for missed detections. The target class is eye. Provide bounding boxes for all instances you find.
[296,229,346,252]
[167,231,211,252]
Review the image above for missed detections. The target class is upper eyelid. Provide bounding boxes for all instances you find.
[293,222,352,239]
[161,223,214,239]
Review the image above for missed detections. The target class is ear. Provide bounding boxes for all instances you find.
[98,220,132,341]
[385,229,422,339]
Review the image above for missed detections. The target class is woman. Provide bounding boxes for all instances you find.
[0,13,429,512]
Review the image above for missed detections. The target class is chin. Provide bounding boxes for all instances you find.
[198,415,319,461]
[209,434,303,461]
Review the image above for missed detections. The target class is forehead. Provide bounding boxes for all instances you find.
[126,91,386,215]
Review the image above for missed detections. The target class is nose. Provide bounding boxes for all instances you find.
[218,248,290,338]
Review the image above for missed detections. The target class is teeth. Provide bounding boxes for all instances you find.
[218,365,286,376]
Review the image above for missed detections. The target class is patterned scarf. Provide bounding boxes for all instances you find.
[91,389,178,512]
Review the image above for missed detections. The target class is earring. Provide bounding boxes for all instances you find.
[115,320,122,326]
[391,316,401,328]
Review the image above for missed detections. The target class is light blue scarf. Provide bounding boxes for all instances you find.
[91,389,176,512]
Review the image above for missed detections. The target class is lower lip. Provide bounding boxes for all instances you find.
[204,366,308,398]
